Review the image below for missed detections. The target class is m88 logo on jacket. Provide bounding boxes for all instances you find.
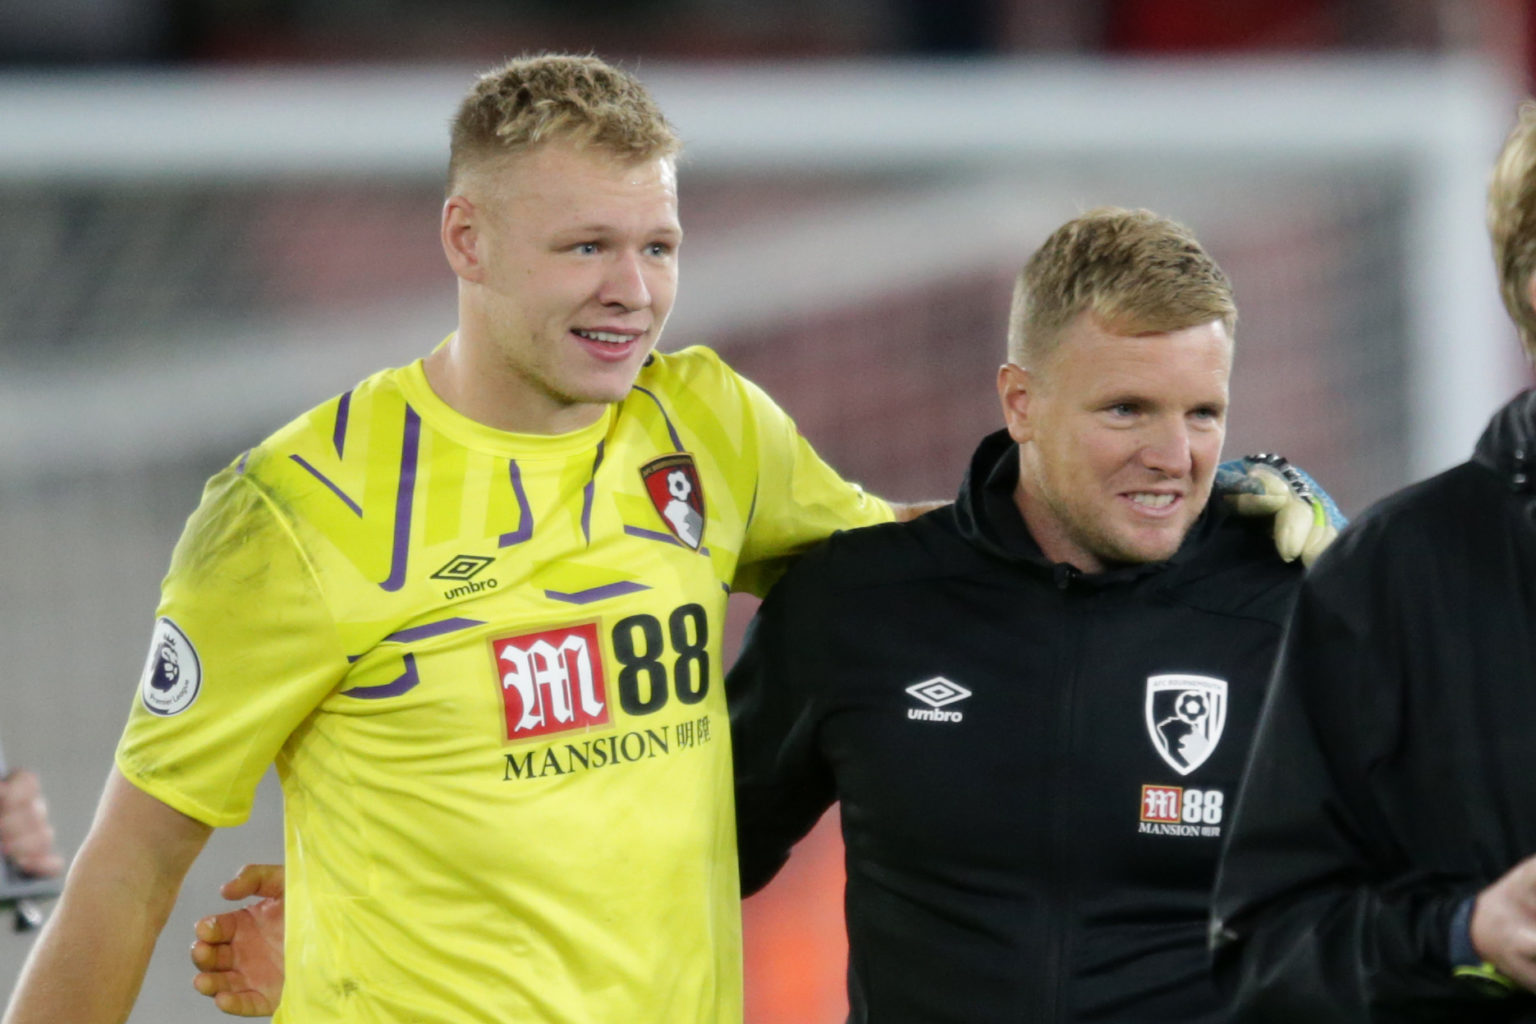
[1139,784,1225,837]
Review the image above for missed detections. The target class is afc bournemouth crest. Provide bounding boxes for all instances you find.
[1144,673,1227,776]
[640,453,705,550]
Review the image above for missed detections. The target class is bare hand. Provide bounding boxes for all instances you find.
[190,863,286,1016]
[1470,854,1536,991]
[0,770,66,877]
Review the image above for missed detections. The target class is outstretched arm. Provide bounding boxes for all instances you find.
[3,769,211,1024]
[191,863,286,1016]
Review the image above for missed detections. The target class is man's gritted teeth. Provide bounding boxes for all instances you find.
[1127,492,1180,510]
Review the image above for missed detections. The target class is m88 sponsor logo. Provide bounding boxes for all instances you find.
[491,603,711,742]
[1138,784,1225,837]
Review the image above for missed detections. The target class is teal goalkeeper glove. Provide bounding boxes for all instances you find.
[1214,454,1347,567]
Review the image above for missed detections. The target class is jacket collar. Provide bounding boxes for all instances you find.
[952,428,1219,587]
[1471,389,1536,495]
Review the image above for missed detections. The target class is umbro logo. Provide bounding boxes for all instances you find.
[905,676,971,723]
[432,554,499,600]
[432,554,494,581]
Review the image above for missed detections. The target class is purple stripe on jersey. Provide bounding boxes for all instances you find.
[581,441,605,545]
[499,459,533,547]
[630,385,684,451]
[622,525,710,556]
[380,407,422,592]
[341,653,419,699]
[381,617,484,645]
[289,454,363,517]
[333,390,353,458]
[544,581,650,605]
[236,450,251,475]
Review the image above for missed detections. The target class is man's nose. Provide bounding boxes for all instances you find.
[1141,420,1193,476]
[598,251,651,310]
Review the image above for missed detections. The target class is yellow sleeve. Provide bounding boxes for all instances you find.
[729,370,893,597]
[115,463,349,827]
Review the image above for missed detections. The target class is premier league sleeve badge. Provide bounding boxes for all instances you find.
[138,617,203,716]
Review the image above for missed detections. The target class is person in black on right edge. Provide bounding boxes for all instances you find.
[1210,98,1536,1024]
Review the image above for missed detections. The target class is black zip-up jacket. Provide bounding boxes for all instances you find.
[730,429,1303,1023]
[1211,390,1536,1023]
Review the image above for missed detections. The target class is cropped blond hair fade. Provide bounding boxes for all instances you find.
[447,53,681,194]
[1488,100,1536,363]
[1007,207,1236,368]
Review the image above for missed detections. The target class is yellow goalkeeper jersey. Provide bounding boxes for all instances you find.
[116,345,890,1023]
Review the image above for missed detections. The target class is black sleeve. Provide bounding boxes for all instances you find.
[728,560,838,897]
[1211,545,1485,1022]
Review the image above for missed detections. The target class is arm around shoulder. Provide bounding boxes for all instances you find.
[4,768,213,1024]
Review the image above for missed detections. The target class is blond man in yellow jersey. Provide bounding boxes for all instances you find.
[2,54,902,1024]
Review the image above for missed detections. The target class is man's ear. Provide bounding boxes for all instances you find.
[441,195,484,283]
[997,362,1036,444]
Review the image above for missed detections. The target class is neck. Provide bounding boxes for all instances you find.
[1012,450,1104,573]
[424,332,608,436]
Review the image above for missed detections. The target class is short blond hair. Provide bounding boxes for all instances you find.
[1488,101,1536,363]
[447,54,681,194]
[1007,207,1236,367]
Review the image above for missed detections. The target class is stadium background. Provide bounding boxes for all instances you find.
[0,1,1532,1019]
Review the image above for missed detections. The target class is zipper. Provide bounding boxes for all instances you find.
[1043,571,1088,1021]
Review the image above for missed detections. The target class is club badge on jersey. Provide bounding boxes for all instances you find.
[641,454,706,550]
[1144,674,1227,775]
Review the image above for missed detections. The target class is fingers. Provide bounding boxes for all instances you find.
[220,863,286,902]
[215,989,277,1017]
[191,971,273,1017]
[1224,462,1339,566]
[7,842,65,878]
[1469,859,1536,991]
[1270,495,1316,563]
[1225,491,1287,516]
[0,770,42,808]
[191,933,237,971]
[0,771,64,877]
[1299,517,1339,568]
[194,910,245,945]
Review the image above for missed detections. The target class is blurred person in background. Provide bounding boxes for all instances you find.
[726,207,1337,1023]
[1,52,910,1024]
[1211,99,1536,1023]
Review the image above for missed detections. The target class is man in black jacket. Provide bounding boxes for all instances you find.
[1209,102,1536,1023]
[730,207,1318,1022]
